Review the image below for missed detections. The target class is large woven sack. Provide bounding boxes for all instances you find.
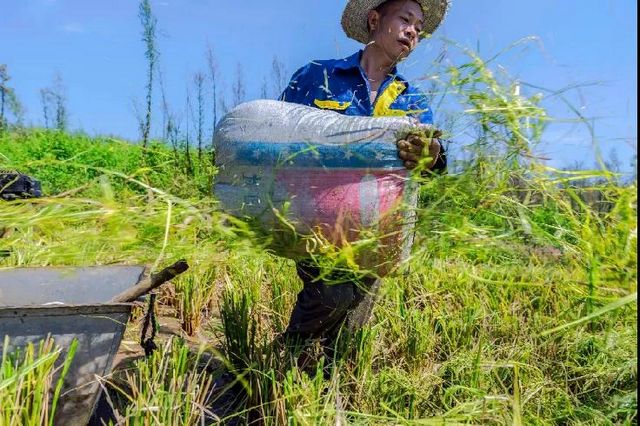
[214,100,428,277]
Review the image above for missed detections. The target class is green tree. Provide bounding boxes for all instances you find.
[40,73,68,131]
[232,63,246,108]
[139,0,158,148]
[206,44,220,158]
[0,65,9,132]
[184,85,193,175]
[270,55,288,98]
[193,71,205,161]
[0,64,23,132]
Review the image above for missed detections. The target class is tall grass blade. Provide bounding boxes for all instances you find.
[539,292,637,337]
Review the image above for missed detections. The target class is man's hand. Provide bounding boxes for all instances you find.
[396,131,442,171]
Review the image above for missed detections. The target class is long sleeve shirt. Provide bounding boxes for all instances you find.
[280,50,446,172]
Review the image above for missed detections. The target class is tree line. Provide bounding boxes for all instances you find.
[0,0,634,186]
[0,0,289,172]
[134,0,290,172]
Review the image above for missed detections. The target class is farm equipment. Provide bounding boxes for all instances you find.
[0,170,42,200]
[0,260,188,425]
[0,170,43,257]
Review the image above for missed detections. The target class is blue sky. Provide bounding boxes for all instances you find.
[1,0,637,172]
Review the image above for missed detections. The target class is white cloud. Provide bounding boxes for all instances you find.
[61,23,84,33]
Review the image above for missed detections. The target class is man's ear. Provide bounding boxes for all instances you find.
[367,9,380,33]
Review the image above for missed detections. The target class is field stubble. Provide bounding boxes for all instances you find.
[0,43,637,425]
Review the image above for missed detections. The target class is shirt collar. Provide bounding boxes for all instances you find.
[333,50,408,84]
[332,50,363,71]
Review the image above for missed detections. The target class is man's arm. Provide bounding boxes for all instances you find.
[279,63,315,105]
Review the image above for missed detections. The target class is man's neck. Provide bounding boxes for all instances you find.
[360,45,396,92]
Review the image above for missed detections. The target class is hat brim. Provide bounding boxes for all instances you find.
[341,0,450,44]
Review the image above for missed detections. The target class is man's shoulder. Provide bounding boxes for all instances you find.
[290,60,324,78]
[296,57,351,73]
[294,51,361,75]
[288,59,350,90]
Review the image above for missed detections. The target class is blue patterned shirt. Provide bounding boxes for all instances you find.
[280,50,434,124]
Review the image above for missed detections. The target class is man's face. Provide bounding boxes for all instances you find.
[369,0,424,62]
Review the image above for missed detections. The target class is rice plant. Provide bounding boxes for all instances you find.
[174,265,218,336]
[0,38,635,424]
[105,338,215,425]
[0,336,77,426]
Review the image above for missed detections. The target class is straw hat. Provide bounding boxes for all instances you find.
[341,0,450,44]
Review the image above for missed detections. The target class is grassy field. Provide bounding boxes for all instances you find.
[0,51,636,425]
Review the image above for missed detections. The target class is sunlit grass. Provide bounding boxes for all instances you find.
[107,339,215,425]
[0,39,636,424]
[0,337,77,426]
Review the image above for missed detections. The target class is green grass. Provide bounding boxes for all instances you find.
[0,337,77,426]
[0,42,636,425]
[107,339,215,425]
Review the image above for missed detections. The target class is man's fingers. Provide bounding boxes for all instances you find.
[396,139,410,150]
[428,139,441,156]
[406,134,427,148]
[398,131,443,171]
[398,139,424,154]
[398,150,420,162]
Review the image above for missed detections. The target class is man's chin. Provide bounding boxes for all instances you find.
[395,50,410,61]
[379,46,410,63]
[395,44,413,59]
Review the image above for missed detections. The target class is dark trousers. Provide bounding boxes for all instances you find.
[284,261,378,346]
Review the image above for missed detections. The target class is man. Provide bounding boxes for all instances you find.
[279,0,450,356]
